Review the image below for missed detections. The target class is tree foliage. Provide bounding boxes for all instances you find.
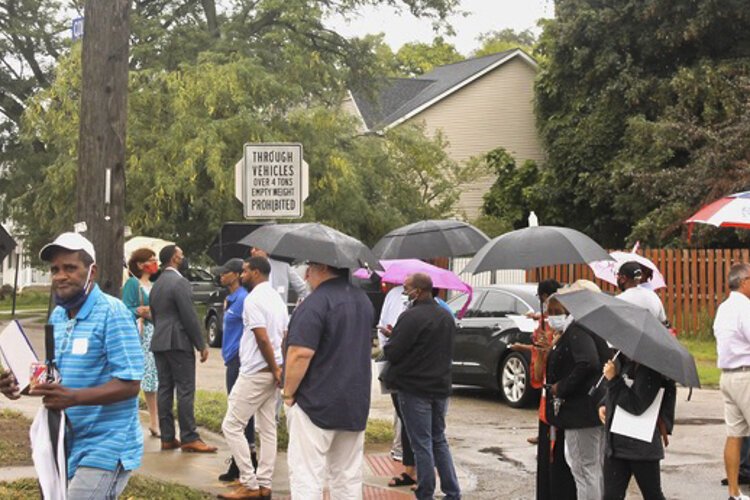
[472,28,536,58]
[531,0,750,248]
[474,147,541,237]
[0,0,466,258]
[8,45,473,256]
[392,36,463,76]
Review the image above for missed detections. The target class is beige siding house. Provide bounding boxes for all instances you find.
[344,49,544,219]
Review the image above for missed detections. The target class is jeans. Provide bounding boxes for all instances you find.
[67,463,131,500]
[226,356,255,448]
[398,392,461,500]
[741,437,750,476]
[391,393,414,467]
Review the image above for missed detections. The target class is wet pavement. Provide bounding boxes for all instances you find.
[2,315,732,498]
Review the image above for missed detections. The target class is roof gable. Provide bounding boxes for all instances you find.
[350,49,537,131]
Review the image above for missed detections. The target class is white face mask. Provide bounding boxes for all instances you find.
[547,314,570,332]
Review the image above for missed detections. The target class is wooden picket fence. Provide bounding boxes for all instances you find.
[527,249,750,337]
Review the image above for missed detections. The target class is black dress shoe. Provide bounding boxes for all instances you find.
[219,457,240,482]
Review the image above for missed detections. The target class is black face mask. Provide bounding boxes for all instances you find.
[178,257,189,273]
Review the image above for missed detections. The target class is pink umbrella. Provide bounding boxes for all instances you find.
[589,251,666,290]
[353,259,473,318]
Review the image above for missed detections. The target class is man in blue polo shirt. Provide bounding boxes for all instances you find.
[211,258,254,482]
[0,232,144,499]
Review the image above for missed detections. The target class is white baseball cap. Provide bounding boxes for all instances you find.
[39,232,96,263]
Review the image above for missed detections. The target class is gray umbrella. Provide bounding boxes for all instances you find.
[461,225,612,274]
[373,219,489,259]
[238,223,379,270]
[554,289,700,388]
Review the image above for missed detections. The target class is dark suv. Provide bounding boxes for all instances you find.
[448,284,540,408]
[184,267,219,304]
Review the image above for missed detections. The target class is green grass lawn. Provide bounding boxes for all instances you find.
[0,290,50,310]
[680,337,720,388]
[0,476,213,500]
[142,389,394,450]
[0,409,32,467]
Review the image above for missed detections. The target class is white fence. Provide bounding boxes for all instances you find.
[449,257,526,289]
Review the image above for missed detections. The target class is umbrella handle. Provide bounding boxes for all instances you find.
[588,350,621,396]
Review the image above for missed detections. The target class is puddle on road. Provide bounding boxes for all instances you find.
[479,446,528,472]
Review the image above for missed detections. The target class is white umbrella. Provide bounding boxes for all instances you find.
[589,251,666,290]
[30,406,67,500]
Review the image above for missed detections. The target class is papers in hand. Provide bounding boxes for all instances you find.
[506,315,537,333]
[610,387,665,442]
[0,320,39,393]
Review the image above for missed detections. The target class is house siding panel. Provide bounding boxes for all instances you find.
[404,57,544,219]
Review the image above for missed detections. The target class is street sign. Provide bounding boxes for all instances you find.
[240,143,308,219]
[71,17,84,41]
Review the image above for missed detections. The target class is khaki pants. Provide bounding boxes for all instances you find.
[286,404,365,499]
[222,372,278,489]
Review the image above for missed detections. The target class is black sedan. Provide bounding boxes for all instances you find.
[448,284,540,408]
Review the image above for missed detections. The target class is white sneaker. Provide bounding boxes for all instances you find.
[729,494,750,500]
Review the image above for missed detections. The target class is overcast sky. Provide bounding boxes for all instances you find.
[325,0,555,55]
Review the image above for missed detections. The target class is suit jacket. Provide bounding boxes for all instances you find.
[149,268,205,352]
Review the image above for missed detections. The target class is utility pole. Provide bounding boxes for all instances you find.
[76,0,129,297]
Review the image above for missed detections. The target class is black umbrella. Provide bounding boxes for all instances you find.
[554,289,700,388]
[0,224,16,262]
[238,223,379,270]
[461,225,612,274]
[373,219,489,259]
[206,222,267,264]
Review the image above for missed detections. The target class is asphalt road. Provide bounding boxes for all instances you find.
[12,315,731,499]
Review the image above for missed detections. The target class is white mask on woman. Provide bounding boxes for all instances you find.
[547,314,571,332]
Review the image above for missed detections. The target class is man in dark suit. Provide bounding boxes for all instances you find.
[150,244,217,453]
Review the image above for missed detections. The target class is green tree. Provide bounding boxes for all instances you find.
[474,147,541,237]
[0,0,463,257]
[11,47,473,255]
[393,37,463,76]
[534,0,750,248]
[472,28,536,58]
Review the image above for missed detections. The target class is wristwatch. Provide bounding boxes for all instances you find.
[281,390,294,400]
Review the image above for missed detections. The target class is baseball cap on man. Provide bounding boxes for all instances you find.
[211,258,244,276]
[39,232,96,263]
[617,261,643,280]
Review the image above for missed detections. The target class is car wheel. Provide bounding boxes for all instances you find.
[206,315,222,348]
[498,352,532,408]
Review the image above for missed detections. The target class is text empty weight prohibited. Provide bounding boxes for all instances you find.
[242,143,307,219]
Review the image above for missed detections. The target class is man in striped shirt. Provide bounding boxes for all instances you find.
[1,232,144,499]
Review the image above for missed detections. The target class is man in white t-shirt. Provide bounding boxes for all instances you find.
[220,256,288,500]
[616,261,667,323]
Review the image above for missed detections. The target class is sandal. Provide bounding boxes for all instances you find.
[388,473,416,487]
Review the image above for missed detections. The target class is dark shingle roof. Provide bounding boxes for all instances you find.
[351,49,531,130]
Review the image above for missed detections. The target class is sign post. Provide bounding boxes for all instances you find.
[239,143,309,219]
